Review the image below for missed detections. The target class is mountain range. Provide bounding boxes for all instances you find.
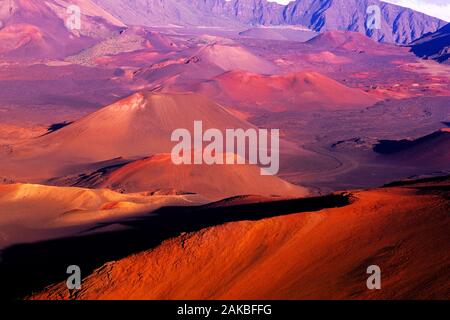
[91,0,445,44]
[0,0,444,49]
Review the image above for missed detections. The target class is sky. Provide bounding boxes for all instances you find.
[383,0,450,21]
[266,0,450,21]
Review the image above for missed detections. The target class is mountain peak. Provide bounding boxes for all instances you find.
[28,92,253,160]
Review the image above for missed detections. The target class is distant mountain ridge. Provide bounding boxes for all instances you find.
[92,0,445,44]
[410,23,450,63]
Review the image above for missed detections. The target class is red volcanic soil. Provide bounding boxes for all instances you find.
[13,92,253,161]
[0,92,259,182]
[0,23,45,53]
[197,70,379,112]
[301,50,352,64]
[80,154,309,201]
[30,179,450,300]
[132,42,277,89]
[307,30,387,52]
[0,0,123,60]
[199,44,276,74]
[0,22,95,60]
[263,29,449,100]
[139,29,178,52]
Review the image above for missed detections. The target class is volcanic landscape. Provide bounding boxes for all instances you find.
[0,0,449,300]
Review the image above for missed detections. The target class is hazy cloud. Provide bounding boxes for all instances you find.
[382,0,450,21]
[266,0,450,21]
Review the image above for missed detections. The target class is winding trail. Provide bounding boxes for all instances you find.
[280,144,360,193]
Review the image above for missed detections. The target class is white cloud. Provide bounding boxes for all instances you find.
[225,0,295,4]
[382,0,450,21]
[225,0,450,21]
[266,0,294,4]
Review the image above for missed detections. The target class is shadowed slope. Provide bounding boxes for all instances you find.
[0,183,205,249]
[29,178,450,300]
[411,23,450,63]
[374,129,450,169]
[0,192,349,300]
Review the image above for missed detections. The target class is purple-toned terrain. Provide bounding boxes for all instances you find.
[0,0,449,302]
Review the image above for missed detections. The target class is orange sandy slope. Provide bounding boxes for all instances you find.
[31,180,450,300]
[94,154,309,201]
[13,92,254,161]
[0,92,257,181]
[0,183,207,249]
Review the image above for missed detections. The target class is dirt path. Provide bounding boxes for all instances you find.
[280,144,360,194]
